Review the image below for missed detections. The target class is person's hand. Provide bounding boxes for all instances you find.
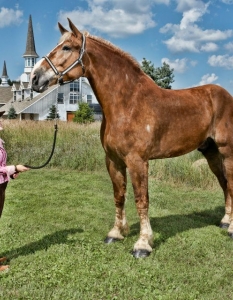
[12,173,19,179]
[15,165,30,173]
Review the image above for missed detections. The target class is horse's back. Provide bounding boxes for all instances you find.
[131,82,233,159]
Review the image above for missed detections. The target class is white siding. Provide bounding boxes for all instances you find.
[22,78,98,121]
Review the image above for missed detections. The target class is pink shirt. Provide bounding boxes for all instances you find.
[0,138,15,184]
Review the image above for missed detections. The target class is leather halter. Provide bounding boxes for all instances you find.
[43,33,86,85]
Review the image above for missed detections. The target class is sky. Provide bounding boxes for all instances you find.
[1,0,233,93]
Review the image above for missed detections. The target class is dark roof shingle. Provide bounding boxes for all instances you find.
[0,87,12,104]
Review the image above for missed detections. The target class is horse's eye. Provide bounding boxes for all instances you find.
[62,46,71,51]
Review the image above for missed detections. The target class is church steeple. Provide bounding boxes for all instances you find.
[22,15,39,82]
[0,61,9,87]
[23,15,39,58]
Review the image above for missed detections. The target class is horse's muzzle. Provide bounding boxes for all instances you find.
[31,71,49,93]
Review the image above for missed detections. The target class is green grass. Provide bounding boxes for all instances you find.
[0,169,232,299]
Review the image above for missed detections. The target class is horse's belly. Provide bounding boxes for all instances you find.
[150,129,207,159]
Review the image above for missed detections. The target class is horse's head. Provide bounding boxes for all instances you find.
[31,18,86,93]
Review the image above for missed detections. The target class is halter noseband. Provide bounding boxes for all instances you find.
[43,33,86,85]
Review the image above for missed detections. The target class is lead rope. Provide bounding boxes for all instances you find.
[24,86,59,169]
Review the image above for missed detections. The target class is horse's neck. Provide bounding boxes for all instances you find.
[85,37,144,113]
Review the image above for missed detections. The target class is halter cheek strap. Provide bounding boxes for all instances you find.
[43,33,86,85]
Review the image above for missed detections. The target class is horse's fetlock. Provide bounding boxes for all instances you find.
[228,220,233,233]
[221,213,231,225]
[121,222,130,236]
[108,227,124,240]
[134,237,153,253]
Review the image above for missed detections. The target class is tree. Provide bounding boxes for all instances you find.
[154,61,175,89]
[141,58,158,82]
[8,106,17,119]
[11,80,20,84]
[73,102,94,124]
[7,79,13,86]
[0,79,13,86]
[46,105,60,120]
[141,58,174,89]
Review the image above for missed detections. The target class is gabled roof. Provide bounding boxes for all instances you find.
[20,82,30,89]
[1,85,56,114]
[23,15,39,58]
[0,87,13,104]
[11,82,30,90]
[11,83,20,91]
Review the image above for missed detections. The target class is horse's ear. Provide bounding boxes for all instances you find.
[67,18,82,39]
[58,22,68,35]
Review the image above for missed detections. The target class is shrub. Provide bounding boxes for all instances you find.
[7,106,17,119]
[73,102,94,124]
[46,105,60,120]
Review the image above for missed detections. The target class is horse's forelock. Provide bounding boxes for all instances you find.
[58,32,73,43]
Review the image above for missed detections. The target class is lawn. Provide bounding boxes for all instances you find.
[0,169,232,299]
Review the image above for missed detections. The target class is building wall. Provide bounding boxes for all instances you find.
[22,78,98,121]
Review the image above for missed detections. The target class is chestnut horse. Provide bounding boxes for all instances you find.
[31,19,233,258]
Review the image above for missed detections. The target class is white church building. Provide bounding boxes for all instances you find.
[0,15,101,121]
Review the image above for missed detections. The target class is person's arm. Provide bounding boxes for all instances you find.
[0,166,9,176]
[0,147,29,179]
[7,165,30,179]
[5,165,16,176]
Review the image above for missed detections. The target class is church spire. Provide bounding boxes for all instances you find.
[23,15,39,58]
[2,61,8,77]
[21,15,39,82]
[0,61,9,87]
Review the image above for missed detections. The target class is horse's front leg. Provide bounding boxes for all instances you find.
[127,157,153,258]
[220,193,231,228]
[104,156,129,243]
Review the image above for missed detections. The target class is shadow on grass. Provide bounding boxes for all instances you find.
[129,206,225,249]
[2,228,83,260]
[1,206,225,258]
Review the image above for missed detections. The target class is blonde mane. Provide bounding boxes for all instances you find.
[85,32,141,69]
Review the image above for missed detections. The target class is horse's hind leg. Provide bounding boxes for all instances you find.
[219,155,233,237]
[198,138,231,228]
[104,156,129,243]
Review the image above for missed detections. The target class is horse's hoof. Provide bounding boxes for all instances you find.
[131,249,151,258]
[228,232,233,239]
[104,237,120,244]
[219,223,230,229]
